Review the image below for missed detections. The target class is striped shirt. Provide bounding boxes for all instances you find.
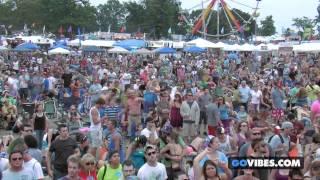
[105,105,122,121]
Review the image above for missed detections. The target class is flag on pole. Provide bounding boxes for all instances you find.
[168,27,172,34]
[107,24,111,33]
[67,25,72,33]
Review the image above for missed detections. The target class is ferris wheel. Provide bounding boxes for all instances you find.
[179,0,261,38]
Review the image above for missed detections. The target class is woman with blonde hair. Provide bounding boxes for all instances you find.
[79,153,97,180]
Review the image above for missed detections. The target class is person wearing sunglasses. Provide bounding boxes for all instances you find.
[2,150,35,180]
[79,153,97,180]
[137,145,168,180]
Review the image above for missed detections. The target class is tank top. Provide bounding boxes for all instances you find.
[107,131,125,163]
[34,113,46,130]
[89,106,101,130]
[218,136,232,154]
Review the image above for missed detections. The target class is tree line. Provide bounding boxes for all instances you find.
[0,0,271,39]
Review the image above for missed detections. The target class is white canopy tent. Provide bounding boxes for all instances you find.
[48,47,71,55]
[293,43,320,52]
[68,39,81,46]
[81,40,115,47]
[134,48,153,54]
[238,43,256,51]
[186,38,219,48]
[108,46,129,53]
[223,44,241,51]
[266,43,279,51]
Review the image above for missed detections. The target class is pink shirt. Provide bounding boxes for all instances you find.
[311,100,320,117]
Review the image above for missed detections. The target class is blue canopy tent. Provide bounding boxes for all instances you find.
[82,46,105,52]
[154,47,176,54]
[13,46,34,52]
[16,42,40,50]
[50,44,70,50]
[183,46,206,53]
[113,39,146,49]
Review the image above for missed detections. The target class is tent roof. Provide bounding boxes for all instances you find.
[82,46,105,52]
[186,38,219,48]
[223,44,241,51]
[16,42,40,50]
[293,43,320,52]
[13,46,34,52]
[48,47,71,55]
[153,47,176,54]
[113,39,146,49]
[183,46,206,53]
[50,44,70,50]
[108,46,129,53]
[81,40,115,47]
[238,43,256,51]
[134,48,152,54]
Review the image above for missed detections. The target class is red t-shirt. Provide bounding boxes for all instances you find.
[79,170,97,180]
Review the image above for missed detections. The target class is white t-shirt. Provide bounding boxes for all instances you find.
[250,90,262,104]
[8,77,19,90]
[141,128,158,140]
[2,167,35,180]
[23,158,44,179]
[0,158,9,172]
[137,162,168,180]
[47,76,56,90]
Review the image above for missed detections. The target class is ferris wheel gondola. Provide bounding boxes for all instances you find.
[179,0,261,38]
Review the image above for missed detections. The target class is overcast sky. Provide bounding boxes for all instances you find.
[90,0,319,33]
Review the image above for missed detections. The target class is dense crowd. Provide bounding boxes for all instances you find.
[0,49,319,180]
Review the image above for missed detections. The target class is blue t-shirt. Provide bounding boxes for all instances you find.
[271,88,285,109]
[219,105,229,120]
[239,86,250,103]
[199,151,228,174]
[143,91,158,113]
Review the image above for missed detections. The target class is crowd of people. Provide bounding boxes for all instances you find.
[0,48,319,180]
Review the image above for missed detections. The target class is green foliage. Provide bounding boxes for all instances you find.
[97,0,126,32]
[0,0,98,35]
[292,16,315,31]
[0,0,257,39]
[259,15,276,36]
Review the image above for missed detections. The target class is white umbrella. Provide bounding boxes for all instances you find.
[134,48,153,54]
[223,44,241,51]
[239,43,256,51]
[48,47,70,55]
[186,38,218,48]
[108,46,129,53]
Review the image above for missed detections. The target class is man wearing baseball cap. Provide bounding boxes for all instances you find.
[269,121,294,157]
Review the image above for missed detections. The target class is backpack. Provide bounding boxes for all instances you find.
[268,134,290,150]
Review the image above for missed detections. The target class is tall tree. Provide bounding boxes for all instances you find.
[292,16,315,40]
[259,15,276,36]
[96,0,126,32]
